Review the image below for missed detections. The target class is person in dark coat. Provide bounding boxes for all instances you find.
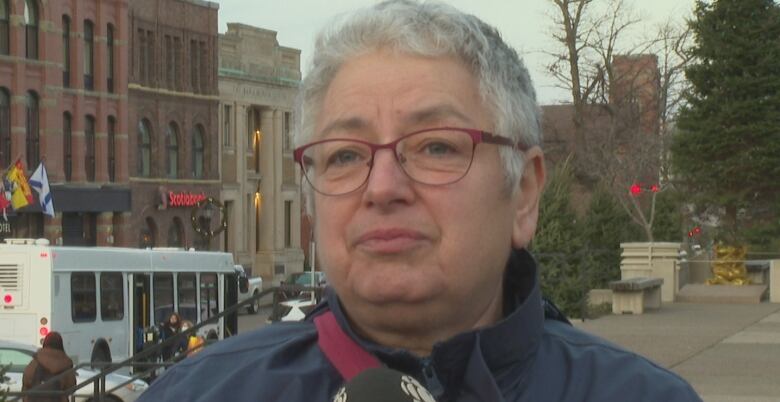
[159,312,182,361]
[22,332,77,402]
[137,1,703,401]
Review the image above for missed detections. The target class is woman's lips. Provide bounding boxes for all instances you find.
[355,229,427,254]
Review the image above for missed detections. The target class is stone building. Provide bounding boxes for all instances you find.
[218,23,304,281]
[0,0,132,246]
[127,0,220,249]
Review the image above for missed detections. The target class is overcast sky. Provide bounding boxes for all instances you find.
[214,0,695,104]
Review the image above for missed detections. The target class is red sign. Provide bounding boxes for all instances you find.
[168,192,207,208]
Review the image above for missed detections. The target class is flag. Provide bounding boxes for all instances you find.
[30,162,54,217]
[6,159,33,210]
[0,180,10,221]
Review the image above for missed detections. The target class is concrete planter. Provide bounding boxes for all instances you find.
[620,242,683,303]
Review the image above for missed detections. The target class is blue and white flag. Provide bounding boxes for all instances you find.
[29,162,54,217]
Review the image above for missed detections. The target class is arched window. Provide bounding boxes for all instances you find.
[24,0,38,59]
[140,217,157,248]
[85,115,95,182]
[138,119,152,177]
[168,217,183,247]
[0,0,9,55]
[62,16,71,87]
[108,116,116,182]
[192,125,205,178]
[25,91,39,168]
[84,20,94,90]
[63,112,72,181]
[166,122,179,179]
[107,24,115,93]
[0,88,10,167]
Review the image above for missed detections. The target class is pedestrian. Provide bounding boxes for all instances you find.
[159,312,182,361]
[180,320,205,356]
[137,1,702,401]
[22,332,77,402]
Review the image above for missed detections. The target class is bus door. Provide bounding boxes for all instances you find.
[130,274,152,356]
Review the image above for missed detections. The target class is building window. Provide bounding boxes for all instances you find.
[63,113,72,181]
[164,35,172,88]
[71,273,97,322]
[192,125,205,178]
[24,0,37,59]
[190,40,200,93]
[153,273,174,323]
[222,105,231,147]
[62,16,71,87]
[84,20,94,91]
[108,116,116,182]
[283,112,292,151]
[147,31,155,83]
[168,217,183,247]
[173,37,181,90]
[138,119,152,177]
[0,0,8,55]
[100,273,124,321]
[199,41,208,92]
[85,115,95,182]
[0,88,9,168]
[284,200,292,248]
[166,123,179,179]
[25,91,39,169]
[137,28,146,83]
[140,217,156,248]
[107,24,115,93]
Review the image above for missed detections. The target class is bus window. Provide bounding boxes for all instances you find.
[153,273,174,324]
[71,273,97,322]
[100,273,124,321]
[200,273,218,321]
[177,273,197,323]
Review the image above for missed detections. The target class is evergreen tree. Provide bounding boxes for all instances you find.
[582,185,638,289]
[532,157,589,318]
[652,189,683,242]
[672,0,780,244]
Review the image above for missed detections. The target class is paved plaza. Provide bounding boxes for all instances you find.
[575,302,780,402]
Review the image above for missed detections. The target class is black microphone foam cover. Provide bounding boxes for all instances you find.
[332,367,437,402]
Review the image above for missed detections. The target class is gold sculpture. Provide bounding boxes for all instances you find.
[706,244,750,285]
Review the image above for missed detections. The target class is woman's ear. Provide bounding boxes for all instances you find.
[511,146,545,249]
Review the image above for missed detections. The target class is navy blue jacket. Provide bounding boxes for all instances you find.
[138,250,701,401]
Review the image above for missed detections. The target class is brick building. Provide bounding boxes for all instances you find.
[218,23,304,280]
[127,0,220,249]
[0,0,132,246]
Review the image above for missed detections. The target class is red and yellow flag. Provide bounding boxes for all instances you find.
[6,160,33,210]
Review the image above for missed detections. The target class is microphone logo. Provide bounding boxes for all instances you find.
[333,387,347,402]
[400,375,435,402]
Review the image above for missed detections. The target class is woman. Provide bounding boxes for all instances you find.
[160,312,182,361]
[22,332,77,402]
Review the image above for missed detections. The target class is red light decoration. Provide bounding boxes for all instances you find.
[39,327,49,337]
[3,294,11,304]
[694,226,702,234]
[630,184,642,196]
[40,252,48,258]
[650,184,660,193]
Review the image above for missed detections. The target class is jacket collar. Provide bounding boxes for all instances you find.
[324,248,544,398]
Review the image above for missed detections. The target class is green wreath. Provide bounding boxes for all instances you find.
[191,197,228,239]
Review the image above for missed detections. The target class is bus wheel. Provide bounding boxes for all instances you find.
[90,338,113,370]
[247,290,260,314]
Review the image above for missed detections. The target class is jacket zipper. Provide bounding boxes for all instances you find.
[421,358,445,399]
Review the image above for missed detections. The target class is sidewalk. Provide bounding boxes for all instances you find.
[574,302,780,402]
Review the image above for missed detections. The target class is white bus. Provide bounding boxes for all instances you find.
[0,238,239,371]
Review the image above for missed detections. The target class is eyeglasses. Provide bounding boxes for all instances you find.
[293,127,524,196]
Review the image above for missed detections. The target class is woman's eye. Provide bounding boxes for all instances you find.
[328,150,361,166]
[423,142,457,155]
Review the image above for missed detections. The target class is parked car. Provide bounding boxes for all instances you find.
[235,265,264,314]
[0,339,148,402]
[279,271,327,299]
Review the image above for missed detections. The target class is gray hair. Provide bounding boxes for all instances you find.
[294,0,542,211]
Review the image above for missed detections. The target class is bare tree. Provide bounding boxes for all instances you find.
[544,0,692,241]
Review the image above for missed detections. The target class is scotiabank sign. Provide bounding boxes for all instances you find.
[167,191,207,208]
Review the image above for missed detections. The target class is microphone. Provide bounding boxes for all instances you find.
[332,367,437,402]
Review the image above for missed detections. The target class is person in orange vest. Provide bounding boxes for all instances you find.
[180,320,205,356]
